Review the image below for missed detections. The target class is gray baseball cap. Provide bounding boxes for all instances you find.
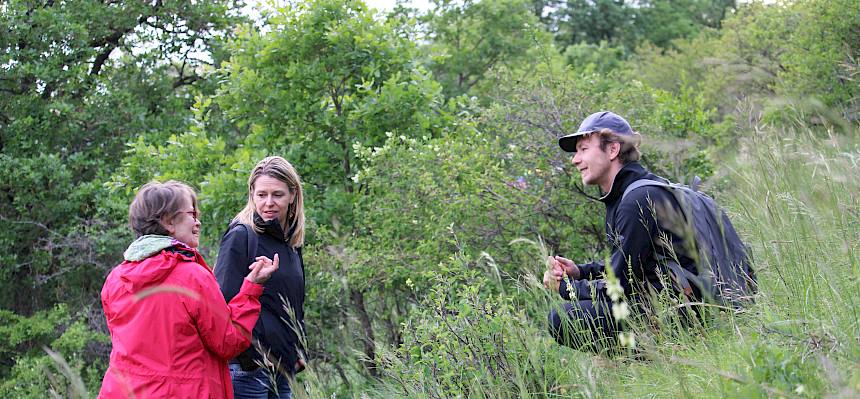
[558,111,634,152]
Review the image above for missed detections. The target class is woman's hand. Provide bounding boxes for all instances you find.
[246,254,280,285]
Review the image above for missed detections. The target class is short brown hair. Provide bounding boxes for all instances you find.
[129,181,197,237]
[594,128,642,164]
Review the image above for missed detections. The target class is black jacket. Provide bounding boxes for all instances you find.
[559,162,696,301]
[215,214,305,374]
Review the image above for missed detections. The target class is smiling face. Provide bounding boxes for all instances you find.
[252,175,295,228]
[571,133,621,193]
[163,195,200,248]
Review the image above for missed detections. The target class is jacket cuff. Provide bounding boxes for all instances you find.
[558,279,572,301]
[240,278,265,296]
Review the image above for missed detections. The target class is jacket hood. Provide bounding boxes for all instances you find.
[118,235,197,291]
[124,235,176,261]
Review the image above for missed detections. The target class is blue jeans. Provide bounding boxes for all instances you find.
[228,363,292,399]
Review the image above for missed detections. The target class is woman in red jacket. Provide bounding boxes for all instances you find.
[99,181,279,399]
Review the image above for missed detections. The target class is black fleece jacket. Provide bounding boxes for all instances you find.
[558,162,696,301]
[215,214,305,374]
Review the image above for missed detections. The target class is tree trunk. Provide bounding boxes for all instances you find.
[350,288,378,377]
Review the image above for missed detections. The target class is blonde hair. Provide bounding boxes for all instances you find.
[232,156,305,248]
[129,181,197,237]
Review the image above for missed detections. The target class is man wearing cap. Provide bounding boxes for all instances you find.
[543,111,696,352]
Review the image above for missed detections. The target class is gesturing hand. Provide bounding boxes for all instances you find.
[543,269,561,292]
[551,255,580,280]
[246,254,280,285]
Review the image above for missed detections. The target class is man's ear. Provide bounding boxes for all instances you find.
[608,141,622,161]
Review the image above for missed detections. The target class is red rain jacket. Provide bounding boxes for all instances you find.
[99,240,263,398]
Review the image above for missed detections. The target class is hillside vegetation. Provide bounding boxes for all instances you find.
[0,0,858,397]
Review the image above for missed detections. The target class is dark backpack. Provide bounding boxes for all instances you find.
[226,222,258,267]
[623,179,757,308]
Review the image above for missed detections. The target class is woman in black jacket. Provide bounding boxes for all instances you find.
[215,156,306,399]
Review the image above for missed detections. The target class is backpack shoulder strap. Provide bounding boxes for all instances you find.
[621,178,673,202]
[227,221,258,267]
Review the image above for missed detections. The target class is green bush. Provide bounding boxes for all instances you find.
[0,306,108,398]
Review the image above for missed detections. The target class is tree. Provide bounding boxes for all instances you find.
[117,0,459,379]
[419,0,554,98]
[0,0,247,392]
[214,0,451,228]
[552,0,638,49]
[550,0,736,53]
[636,0,735,49]
[0,0,246,315]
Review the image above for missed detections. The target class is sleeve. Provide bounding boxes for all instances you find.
[577,259,605,280]
[188,270,264,360]
[214,226,250,303]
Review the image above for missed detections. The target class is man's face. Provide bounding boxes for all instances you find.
[572,134,614,188]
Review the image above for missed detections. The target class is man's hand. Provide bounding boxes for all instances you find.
[550,255,580,280]
[543,269,560,292]
[246,254,280,285]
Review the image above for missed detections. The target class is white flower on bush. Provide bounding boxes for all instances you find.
[606,279,624,302]
[612,302,630,321]
[618,331,636,349]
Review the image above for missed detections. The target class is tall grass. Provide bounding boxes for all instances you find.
[41,121,859,398]
[300,120,860,398]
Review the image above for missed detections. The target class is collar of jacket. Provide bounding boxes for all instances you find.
[118,235,206,293]
[123,235,197,262]
[252,212,296,243]
[598,162,650,204]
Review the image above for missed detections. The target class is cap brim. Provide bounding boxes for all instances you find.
[558,131,591,152]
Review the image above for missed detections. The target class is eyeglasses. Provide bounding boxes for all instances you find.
[180,210,200,221]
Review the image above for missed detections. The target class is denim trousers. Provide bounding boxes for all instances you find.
[228,363,292,399]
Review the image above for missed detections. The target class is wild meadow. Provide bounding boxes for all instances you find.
[1,0,858,397]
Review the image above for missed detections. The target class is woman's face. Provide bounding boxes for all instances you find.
[164,196,200,248]
[253,175,295,228]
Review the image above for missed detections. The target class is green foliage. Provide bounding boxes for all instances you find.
[0,154,114,312]
[0,0,243,159]
[550,0,735,52]
[109,110,264,252]
[0,304,70,364]
[214,0,450,228]
[0,305,108,398]
[552,0,639,49]
[2,0,859,397]
[563,41,627,75]
[0,0,248,317]
[482,64,717,183]
[637,0,735,49]
[419,0,554,98]
[628,0,860,127]
[379,263,569,397]
[743,343,822,396]
[775,0,860,110]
